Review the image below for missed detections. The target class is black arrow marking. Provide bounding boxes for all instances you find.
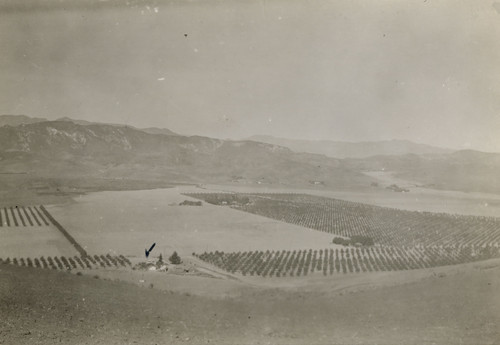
[145,242,156,258]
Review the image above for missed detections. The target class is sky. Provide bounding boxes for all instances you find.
[1,0,499,151]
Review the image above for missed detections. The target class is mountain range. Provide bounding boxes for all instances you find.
[1,115,499,195]
[0,116,372,193]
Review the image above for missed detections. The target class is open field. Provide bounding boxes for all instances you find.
[46,188,336,257]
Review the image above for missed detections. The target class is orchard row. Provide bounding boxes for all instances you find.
[0,206,49,227]
[0,254,132,271]
[194,245,500,277]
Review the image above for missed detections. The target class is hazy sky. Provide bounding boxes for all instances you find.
[1,0,499,151]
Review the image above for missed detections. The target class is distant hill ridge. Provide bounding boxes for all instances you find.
[0,114,179,136]
[0,114,48,127]
[248,135,453,158]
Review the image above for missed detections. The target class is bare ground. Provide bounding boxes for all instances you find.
[1,259,499,345]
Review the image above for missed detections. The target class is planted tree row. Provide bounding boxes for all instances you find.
[194,245,500,277]
[185,193,500,247]
[0,254,132,271]
[0,206,48,227]
[39,205,88,257]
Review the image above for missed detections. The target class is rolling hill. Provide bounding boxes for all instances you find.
[344,150,500,194]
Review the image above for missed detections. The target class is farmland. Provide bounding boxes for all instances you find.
[186,193,500,247]
[0,205,79,257]
[194,246,500,277]
[200,183,500,217]
[0,204,131,271]
[5,188,500,280]
[186,192,500,277]
[0,254,131,271]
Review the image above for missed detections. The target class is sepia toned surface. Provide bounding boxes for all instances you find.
[1,1,500,344]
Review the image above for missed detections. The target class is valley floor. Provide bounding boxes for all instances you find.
[1,184,500,344]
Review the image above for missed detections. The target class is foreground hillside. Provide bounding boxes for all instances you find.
[1,260,499,344]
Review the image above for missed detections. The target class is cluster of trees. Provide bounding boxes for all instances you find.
[386,184,410,193]
[179,200,202,206]
[155,252,181,267]
[194,244,500,278]
[332,235,374,246]
[184,193,250,206]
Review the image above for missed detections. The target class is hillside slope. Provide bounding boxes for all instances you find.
[1,261,499,344]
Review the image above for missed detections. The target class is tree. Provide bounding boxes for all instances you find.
[169,251,181,265]
[156,253,164,268]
